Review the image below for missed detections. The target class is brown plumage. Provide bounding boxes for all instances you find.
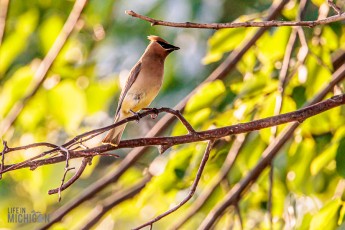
[102,35,179,146]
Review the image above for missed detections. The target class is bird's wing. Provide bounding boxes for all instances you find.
[115,61,142,118]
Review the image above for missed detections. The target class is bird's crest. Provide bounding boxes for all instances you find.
[147,35,169,44]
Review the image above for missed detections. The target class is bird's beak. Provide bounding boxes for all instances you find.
[167,45,180,52]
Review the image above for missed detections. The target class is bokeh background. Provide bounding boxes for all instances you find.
[1,0,345,229]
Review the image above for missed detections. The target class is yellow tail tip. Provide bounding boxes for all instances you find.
[102,141,118,147]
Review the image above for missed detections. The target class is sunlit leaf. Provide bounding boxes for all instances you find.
[0,66,34,117]
[256,27,291,64]
[185,80,226,113]
[0,9,39,74]
[38,14,64,54]
[86,78,119,114]
[47,80,87,132]
[322,26,339,51]
[203,28,248,64]
[310,199,342,230]
[336,137,345,178]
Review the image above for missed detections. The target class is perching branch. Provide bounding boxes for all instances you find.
[125,10,345,30]
[0,107,195,174]
[2,94,345,173]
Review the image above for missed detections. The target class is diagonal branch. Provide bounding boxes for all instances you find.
[133,140,216,230]
[125,10,345,30]
[2,92,345,173]
[0,0,88,137]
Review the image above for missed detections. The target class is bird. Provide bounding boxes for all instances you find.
[102,35,180,146]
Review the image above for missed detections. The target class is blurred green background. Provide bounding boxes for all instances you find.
[1,0,345,229]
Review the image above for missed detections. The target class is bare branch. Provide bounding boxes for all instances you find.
[3,92,345,172]
[125,10,345,30]
[57,167,75,202]
[172,134,246,229]
[0,0,88,136]
[2,92,345,174]
[133,140,216,230]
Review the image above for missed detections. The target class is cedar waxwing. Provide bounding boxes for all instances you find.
[102,35,180,146]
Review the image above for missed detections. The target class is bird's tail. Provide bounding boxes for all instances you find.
[102,113,128,146]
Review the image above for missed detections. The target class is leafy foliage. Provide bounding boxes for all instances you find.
[1,0,345,229]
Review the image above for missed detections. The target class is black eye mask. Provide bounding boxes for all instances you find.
[157,41,180,51]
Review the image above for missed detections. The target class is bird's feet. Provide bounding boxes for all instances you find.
[130,110,142,123]
[142,108,159,119]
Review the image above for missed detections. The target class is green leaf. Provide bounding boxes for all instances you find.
[256,27,291,64]
[336,137,345,178]
[39,14,64,54]
[202,27,248,64]
[185,80,226,113]
[258,93,296,143]
[310,199,342,230]
[305,50,332,98]
[0,66,34,117]
[311,144,337,176]
[48,80,87,132]
[311,0,325,7]
[190,108,211,127]
[17,90,47,132]
[86,78,119,114]
[0,9,39,74]
[322,26,339,51]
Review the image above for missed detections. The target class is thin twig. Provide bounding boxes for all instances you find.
[0,140,7,179]
[0,0,88,136]
[328,0,342,15]
[48,157,92,195]
[57,167,75,202]
[80,175,152,230]
[125,10,345,30]
[234,203,243,230]
[3,142,61,155]
[172,134,246,229]
[133,140,216,230]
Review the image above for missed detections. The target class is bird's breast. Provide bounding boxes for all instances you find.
[122,64,164,113]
